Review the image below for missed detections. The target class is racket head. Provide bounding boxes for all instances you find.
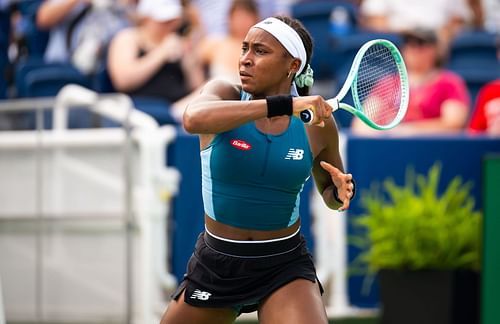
[342,39,409,130]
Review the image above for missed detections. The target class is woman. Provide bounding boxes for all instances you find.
[107,0,204,122]
[196,0,261,83]
[352,28,470,135]
[160,16,355,324]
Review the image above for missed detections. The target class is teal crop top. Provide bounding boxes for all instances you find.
[201,93,313,230]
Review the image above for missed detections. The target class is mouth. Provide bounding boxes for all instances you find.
[239,71,252,79]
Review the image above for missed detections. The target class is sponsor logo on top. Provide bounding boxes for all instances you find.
[231,139,252,150]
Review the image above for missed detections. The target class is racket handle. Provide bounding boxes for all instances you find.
[299,109,314,125]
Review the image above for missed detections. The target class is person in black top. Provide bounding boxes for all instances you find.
[107,0,205,123]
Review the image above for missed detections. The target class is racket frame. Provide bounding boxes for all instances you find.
[305,39,409,130]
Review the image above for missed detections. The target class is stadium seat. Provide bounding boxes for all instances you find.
[23,65,91,97]
[452,67,500,108]
[15,58,91,97]
[447,30,498,70]
[291,1,359,80]
[92,64,116,94]
[130,96,179,126]
[14,59,97,129]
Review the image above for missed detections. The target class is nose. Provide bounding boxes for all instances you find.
[239,51,252,67]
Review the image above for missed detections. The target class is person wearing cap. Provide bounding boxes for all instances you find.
[352,28,470,135]
[160,15,354,324]
[107,0,205,122]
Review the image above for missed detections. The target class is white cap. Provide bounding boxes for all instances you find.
[137,0,182,22]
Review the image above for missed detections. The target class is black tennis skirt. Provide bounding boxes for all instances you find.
[171,229,324,314]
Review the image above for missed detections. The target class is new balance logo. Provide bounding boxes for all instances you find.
[190,289,212,301]
[285,148,304,160]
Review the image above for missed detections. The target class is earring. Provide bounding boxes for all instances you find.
[287,71,292,78]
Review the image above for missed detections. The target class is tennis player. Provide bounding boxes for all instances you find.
[160,15,355,324]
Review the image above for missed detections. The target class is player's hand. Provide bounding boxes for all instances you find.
[320,161,354,211]
[292,95,333,127]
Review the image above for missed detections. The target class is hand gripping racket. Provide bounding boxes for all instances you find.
[299,39,409,130]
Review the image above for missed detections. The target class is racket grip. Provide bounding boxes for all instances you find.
[299,109,314,124]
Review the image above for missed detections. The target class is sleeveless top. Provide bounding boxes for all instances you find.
[128,49,189,103]
[201,92,313,230]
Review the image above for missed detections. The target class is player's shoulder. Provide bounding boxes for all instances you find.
[202,79,242,100]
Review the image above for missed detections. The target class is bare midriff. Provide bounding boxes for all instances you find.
[204,214,301,241]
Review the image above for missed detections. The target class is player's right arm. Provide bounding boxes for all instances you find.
[183,79,267,136]
[184,81,331,135]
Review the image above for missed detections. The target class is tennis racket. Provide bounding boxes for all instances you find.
[299,39,409,130]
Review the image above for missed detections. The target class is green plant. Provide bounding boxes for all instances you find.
[350,163,482,274]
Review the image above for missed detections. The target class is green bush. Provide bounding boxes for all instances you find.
[350,163,482,274]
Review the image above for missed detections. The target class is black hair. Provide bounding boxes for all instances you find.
[274,15,314,96]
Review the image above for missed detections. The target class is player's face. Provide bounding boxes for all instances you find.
[239,27,296,98]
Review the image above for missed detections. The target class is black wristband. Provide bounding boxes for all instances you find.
[333,178,356,204]
[266,95,293,118]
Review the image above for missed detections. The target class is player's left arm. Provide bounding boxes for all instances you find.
[309,118,354,211]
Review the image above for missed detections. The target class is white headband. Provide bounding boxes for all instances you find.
[252,17,307,75]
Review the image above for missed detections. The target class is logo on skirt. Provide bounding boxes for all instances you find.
[190,289,212,301]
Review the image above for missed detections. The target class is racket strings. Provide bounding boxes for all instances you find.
[356,44,403,127]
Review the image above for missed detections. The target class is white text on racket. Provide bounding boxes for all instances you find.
[190,289,212,301]
[285,149,304,160]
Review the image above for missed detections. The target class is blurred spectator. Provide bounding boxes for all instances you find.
[196,0,260,83]
[36,0,133,75]
[468,39,500,135]
[177,0,204,42]
[359,0,471,48]
[467,80,500,136]
[191,0,288,37]
[107,0,205,122]
[351,29,471,135]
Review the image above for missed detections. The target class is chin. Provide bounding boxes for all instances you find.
[240,83,255,94]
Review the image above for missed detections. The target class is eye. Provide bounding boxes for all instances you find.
[241,45,249,54]
[255,47,267,55]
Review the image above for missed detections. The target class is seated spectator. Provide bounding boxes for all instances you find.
[36,0,132,74]
[468,39,500,136]
[196,0,260,83]
[107,0,205,123]
[351,29,471,135]
[467,80,500,136]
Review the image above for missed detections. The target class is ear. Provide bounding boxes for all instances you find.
[290,58,301,74]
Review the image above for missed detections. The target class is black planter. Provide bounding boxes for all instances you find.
[378,269,480,324]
